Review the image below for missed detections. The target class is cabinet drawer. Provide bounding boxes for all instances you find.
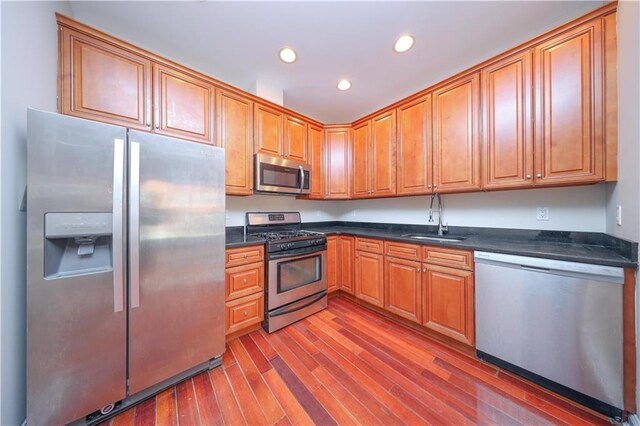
[355,237,384,254]
[226,262,264,301]
[225,292,264,335]
[422,246,473,271]
[225,245,264,267]
[385,241,421,261]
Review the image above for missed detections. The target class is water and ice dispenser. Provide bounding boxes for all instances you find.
[44,212,113,279]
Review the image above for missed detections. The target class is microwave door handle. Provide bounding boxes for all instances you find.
[298,165,305,193]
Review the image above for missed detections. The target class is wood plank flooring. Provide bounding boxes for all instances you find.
[104,296,612,425]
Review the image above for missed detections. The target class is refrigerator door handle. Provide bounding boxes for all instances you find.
[130,141,141,309]
[112,138,125,313]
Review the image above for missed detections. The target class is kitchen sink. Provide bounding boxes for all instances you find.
[401,234,466,243]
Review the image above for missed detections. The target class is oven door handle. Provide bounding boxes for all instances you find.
[269,292,327,317]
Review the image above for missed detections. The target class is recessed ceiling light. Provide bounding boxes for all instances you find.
[337,79,352,91]
[393,35,415,53]
[279,47,297,64]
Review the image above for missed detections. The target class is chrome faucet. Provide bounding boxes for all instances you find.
[428,193,448,236]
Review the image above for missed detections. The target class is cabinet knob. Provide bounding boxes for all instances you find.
[427,185,432,189]
[243,278,248,284]
[243,310,248,317]
[146,120,150,127]
[243,254,247,259]
[433,184,438,188]
[537,173,542,178]
[423,268,427,272]
[526,174,532,179]
[416,268,420,272]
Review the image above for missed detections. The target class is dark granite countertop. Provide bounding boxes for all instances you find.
[226,222,638,268]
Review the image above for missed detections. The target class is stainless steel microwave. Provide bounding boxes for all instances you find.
[254,154,311,195]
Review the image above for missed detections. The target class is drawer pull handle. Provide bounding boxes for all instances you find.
[416,268,420,272]
[423,268,427,272]
[243,310,248,316]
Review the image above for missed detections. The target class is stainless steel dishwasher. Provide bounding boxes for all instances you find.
[474,251,624,420]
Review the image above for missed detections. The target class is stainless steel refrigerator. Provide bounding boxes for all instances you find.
[26,109,225,425]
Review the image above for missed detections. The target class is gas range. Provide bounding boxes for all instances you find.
[246,212,326,253]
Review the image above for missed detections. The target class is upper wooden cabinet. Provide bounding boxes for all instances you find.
[482,51,533,189]
[432,73,481,193]
[307,125,324,199]
[534,19,605,185]
[284,116,308,162]
[397,95,433,195]
[217,90,253,195]
[351,111,397,198]
[324,127,350,199]
[58,27,152,131]
[254,103,284,157]
[153,64,215,144]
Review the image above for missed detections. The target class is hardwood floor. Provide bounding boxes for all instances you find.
[104,296,611,425]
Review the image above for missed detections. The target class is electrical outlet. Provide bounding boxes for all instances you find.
[536,207,549,221]
[616,205,622,226]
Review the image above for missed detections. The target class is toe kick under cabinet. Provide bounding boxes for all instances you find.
[225,245,265,338]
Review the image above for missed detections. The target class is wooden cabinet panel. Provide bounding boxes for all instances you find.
[324,128,350,199]
[284,116,308,162]
[482,51,533,189]
[603,12,618,182]
[225,262,264,300]
[355,251,384,307]
[254,103,284,157]
[154,64,215,144]
[422,246,473,271]
[351,122,370,198]
[355,238,384,254]
[339,236,355,295]
[217,90,253,195]
[59,27,152,130]
[308,125,324,199]
[225,245,264,268]
[225,292,264,335]
[397,96,432,195]
[385,257,421,323]
[384,241,421,261]
[370,111,396,196]
[422,264,474,345]
[534,20,604,185]
[433,73,481,193]
[327,236,340,293]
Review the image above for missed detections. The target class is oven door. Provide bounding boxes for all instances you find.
[268,249,327,310]
[255,154,310,195]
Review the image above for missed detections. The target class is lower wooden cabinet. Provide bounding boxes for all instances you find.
[422,264,475,345]
[327,235,355,294]
[327,236,340,293]
[355,251,384,307]
[225,292,264,336]
[385,257,421,323]
[225,245,265,337]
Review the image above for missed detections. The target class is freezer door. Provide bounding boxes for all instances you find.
[26,110,127,425]
[127,131,225,394]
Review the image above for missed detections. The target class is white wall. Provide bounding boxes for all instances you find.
[602,0,640,412]
[336,185,607,232]
[226,195,339,226]
[0,2,72,424]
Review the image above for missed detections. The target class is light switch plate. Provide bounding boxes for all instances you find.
[536,207,549,221]
[616,205,622,226]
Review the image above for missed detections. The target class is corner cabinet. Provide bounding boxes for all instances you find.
[327,236,340,293]
[534,19,605,185]
[58,26,152,131]
[324,127,351,199]
[432,73,481,193]
[307,125,324,199]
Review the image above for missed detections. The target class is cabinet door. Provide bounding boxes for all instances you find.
[327,236,340,293]
[351,121,370,198]
[284,116,308,162]
[59,27,151,130]
[339,236,355,295]
[324,128,350,199]
[254,103,283,156]
[422,264,474,345]
[355,251,384,307]
[397,96,433,195]
[385,257,421,323]
[371,111,396,196]
[217,90,253,195]
[308,125,324,199]
[154,64,215,144]
[534,20,604,185]
[482,51,533,189]
[433,73,481,193]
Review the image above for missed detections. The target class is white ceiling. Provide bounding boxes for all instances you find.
[69,1,605,123]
